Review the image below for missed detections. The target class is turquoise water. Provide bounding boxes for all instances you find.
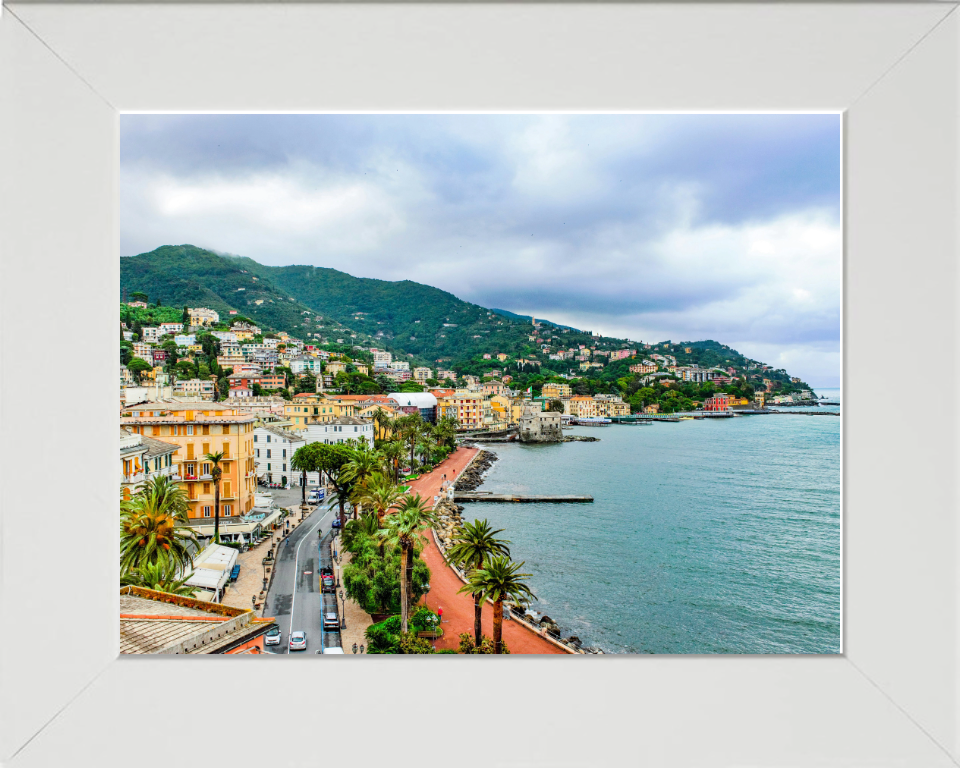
[462,396,841,654]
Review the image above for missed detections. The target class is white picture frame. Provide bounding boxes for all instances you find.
[1,3,957,766]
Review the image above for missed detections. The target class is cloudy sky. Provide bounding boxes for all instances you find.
[121,114,841,388]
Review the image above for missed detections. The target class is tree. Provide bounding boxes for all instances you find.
[204,451,225,543]
[182,305,190,325]
[379,494,437,633]
[121,560,198,597]
[126,357,153,381]
[315,443,358,529]
[446,520,511,646]
[458,556,536,654]
[380,441,406,484]
[371,407,394,442]
[342,444,386,516]
[130,291,148,303]
[546,399,564,413]
[290,443,321,510]
[120,476,198,575]
[355,473,404,528]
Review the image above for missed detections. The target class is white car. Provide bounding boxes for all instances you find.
[289,631,307,651]
[322,647,344,654]
[264,626,281,646]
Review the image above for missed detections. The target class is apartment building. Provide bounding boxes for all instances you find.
[568,396,599,418]
[120,402,257,521]
[253,425,305,486]
[541,382,572,399]
[413,367,433,382]
[188,307,220,327]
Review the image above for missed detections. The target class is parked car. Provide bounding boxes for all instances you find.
[323,612,340,631]
[289,631,307,651]
[320,567,335,593]
[331,518,342,529]
[322,646,344,654]
[308,489,324,504]
[264,626,281,646]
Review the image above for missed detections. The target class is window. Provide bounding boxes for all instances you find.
[203,506,211,518]
[254,434,258,442]
[202,425,210,435]
[202,463,211,475]
[223,505,232,516]
[186,425,194,435]
[267,449,271,458]
[282,449,286,458]
[203,483,210,494]
[267,435,271,443]
[256,449,260,458]
[268,463,272,471]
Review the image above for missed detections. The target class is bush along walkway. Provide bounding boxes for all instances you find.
[407,447,568,654]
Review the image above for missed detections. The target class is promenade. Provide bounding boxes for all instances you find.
[408,447,566,654]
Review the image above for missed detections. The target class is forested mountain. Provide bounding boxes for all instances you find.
[119,245,812,404]
[120,245,626,365]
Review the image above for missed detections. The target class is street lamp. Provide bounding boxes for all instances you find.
[251,595,256,609]
[352,642,358,654]
[262,577,268,592]
[339,589,346,630]
[359,645,364,654]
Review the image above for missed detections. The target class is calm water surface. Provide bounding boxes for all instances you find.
[461,391,841,654]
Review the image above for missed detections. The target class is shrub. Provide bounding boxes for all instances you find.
[409,606,439,634]
[458,632,510,654]
[398,632,435,654]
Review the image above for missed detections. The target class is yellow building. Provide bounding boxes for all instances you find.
[233,329,255,342]
[188,307,219,327]
[325,362,347,376]
[496,353,509,362]
[120,402,257,521]
[568,396,599,418]
[284,394,358,429]
[542,382,572,399]
[438,390,486,430]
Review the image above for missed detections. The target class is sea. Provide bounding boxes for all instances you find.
[459,387,841,654]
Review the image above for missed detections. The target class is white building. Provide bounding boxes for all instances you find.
[388,360,410,372]
[372,350,393,367]
[290,355,322,374]
[413,367,433,381]
[254,425,310,486]
[131,342,154,365]
[141,326,161,343]
[172,379,215,399]
[174,333,196,347]
[211,331,237,343]
[302,416,374,449]
[159,322,183,336]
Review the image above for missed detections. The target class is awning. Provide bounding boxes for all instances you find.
[185,567,229,591]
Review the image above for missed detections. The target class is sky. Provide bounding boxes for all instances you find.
[120,114,842,388]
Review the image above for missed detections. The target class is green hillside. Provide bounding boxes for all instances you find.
[119,245,813,403]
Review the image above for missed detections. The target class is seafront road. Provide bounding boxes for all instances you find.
[409,447,566,654]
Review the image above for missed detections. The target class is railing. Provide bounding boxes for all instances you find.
[122,472,145,484]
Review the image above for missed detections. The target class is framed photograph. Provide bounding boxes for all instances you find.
[2,3,957,766]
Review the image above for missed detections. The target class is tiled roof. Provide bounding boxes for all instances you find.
[139,434,180,458]
[257,425,304,442]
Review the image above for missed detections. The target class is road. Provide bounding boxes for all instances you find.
[262,489,344,655]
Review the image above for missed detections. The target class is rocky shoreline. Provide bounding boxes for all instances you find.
[438,447,606,655]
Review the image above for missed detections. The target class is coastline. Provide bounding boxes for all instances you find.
[451,444,603,654]
[405,447,568,654]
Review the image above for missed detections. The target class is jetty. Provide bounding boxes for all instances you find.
[454,492,593,503]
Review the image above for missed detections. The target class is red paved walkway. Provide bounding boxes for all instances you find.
[408,447,566,654]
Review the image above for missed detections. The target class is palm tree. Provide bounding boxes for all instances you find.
[120,475,198,575]
[356,473,404,526]
[379,494,436,632]
[342,443,384,518]
[459,556,536,654]
[121,559,198,597]
[372,407,394,443]
[394,413,425,472]
[204,451,224,543]
[381,441,406,484]
[445,520,511,646]
[341,510,382,551]
[291,443,319,511]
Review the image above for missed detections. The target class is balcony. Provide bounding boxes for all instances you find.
[199,474,213,480]
[122,472,145,484]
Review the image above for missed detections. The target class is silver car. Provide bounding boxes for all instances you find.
[289,630,307,651]
[264,626,281,646]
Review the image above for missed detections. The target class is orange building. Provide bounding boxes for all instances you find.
[120,402,257,520]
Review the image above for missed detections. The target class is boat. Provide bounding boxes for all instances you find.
[571,417,612,426]
[679,416,694,421]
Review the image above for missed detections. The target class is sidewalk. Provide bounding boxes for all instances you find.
[219,506,308,614]
[408,447,567,654]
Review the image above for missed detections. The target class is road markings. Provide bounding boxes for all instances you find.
[288,503,336,640]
